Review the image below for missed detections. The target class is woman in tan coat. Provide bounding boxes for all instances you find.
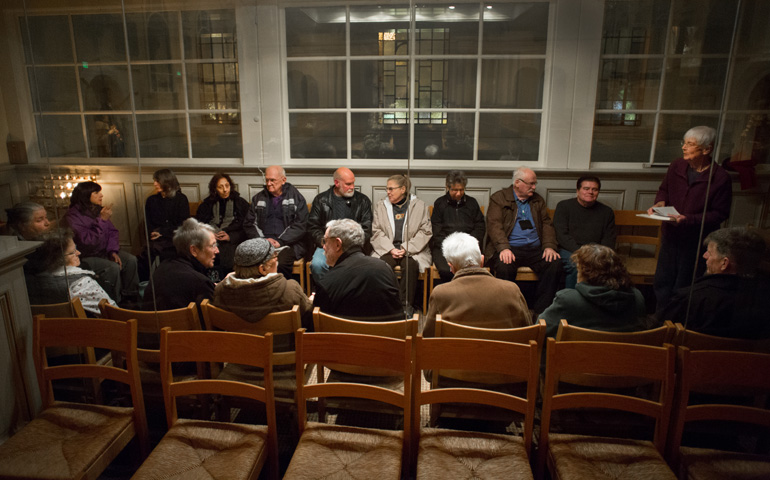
[371,174,432,314]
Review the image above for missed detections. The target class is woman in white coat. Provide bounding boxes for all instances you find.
[371,174,432,314]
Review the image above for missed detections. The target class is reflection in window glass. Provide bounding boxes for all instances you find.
[28,67,79,112]
[80,65,131,111]
[661,58,727,110]
[421,59,476,109]
[21,15,72,64]
[37,115,86,157]
[654,113,720,163]
[190,114,242,158]
[600,0,669,55]
[72,14,127,62]
[482,2,549,55]
[669,0,737,55]
[481,59,543,108]
[131,64,184,110]
[735,0,770,55]
[352,112,409,159]
[350,5,410,56]
[290,113,347,158]
[415,4,479,55]
[351,60,408,109]
[86,114,133,157]
[136,114,188,158]
[728,59,770,110]
[288,61,346,108]
[596,58,662,110]
[286,7,346,57]
[478,113,541,161]
[187,62,240,116]
[592,114,654,163]
[720,113,770,166]
[183,10,237,60]
[126,12,181,61]
[414,113,475,160]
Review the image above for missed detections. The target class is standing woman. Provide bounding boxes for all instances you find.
[648,125,732,313]
[145,169,189,261]
[196,172,249,278]
[371,174,432,314]
[64,181,139,303]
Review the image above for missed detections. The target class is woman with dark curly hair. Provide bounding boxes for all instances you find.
[195,172,250,278]
[145,168,190,261]
[64,181,139,303]
[540,243,647,337]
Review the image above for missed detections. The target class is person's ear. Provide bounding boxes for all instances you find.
[189,245,199,259]
[480,254,485,266]
[448,262,456,274]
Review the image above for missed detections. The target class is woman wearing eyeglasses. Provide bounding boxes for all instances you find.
[26,229,116,315]
[648,125,732,315]
[371,174,432,315]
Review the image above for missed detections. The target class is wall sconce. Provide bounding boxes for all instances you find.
[29,171,100,211]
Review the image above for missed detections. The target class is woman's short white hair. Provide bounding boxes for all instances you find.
[441,232,482,270]
[684,126,716,148]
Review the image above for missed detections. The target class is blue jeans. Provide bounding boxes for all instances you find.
[310,247,330,282]
[560,249,577,289]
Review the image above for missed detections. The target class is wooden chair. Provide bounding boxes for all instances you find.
[614,210,662,285]
[98,299,207,413]
[31,297,101,367]
[132,328,279,480]
[188,200,201,216]
[200,299,305,417]
[0,316,149,479]
[293,258,307,295]
[555,319,676,388]
[284,329,412,479]
[667,347,770,479]
[673,323,770,352]
[536,339,677,480]
[412,335,539,479]
[312,307,417,421]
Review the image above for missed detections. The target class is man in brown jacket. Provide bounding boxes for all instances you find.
[423,232,531,338]
[484,167,562,315]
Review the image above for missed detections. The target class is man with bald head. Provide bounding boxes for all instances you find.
[244,165,308,279]
[484,166,562,316]
[308,168,373,281]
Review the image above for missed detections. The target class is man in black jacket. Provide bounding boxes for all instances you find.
[314,219,403,320]
[308,168,373,281]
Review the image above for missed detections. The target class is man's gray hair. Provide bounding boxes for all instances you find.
[513,166,531,182]
[704,227,767,276]
[445,170,468,188]
[442,232,482,270]
[684,125,717,148]
[326,218,364,251]
[173,217,216,258]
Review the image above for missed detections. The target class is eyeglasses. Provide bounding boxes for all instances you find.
[680,141,701,149]
[386,186,404,192]
[207,241,219,250]
[517,179,537,187]
[265,177,282,184]
[64,249,79,257]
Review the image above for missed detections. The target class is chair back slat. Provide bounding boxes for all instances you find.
[673,323,770,352]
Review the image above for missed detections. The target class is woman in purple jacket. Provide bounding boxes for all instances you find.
[648,126,732,314]
[64,181,139,303]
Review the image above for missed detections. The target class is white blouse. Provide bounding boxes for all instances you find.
[51,266,117,315]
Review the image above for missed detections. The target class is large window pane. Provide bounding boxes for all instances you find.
[735,0,770,55]
[481,59,543,108]
[187,62,240,111]
[190,114,242,158]
[478,112,541,160]
[37,115,86,157]
[286,7,346,57]
[79,65,131,111]
[601,0,669,55]
[414,112,475,160]
[654,113,720,163]
[350,5,410,56]
[415,4,479,55]
[290,113,346,158]
[136,114,188,157]
[86,114,133,157]
[669,0,737,55]
[418,59,476,108]
[351,112,408,159]
[661,58,727,110]
[727,58,770,110]
[72,14,126,62]
[482,3,549,55]
[289,61,346,108]
[596,58,662,110]
[351,60,408,109]
[183,10,237,60]
[126,12,181,61]
[28,67,79,111]
[21,15,72,64]
[720,113,770,165]
[592,114,654,163]
[131,64,184,110]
